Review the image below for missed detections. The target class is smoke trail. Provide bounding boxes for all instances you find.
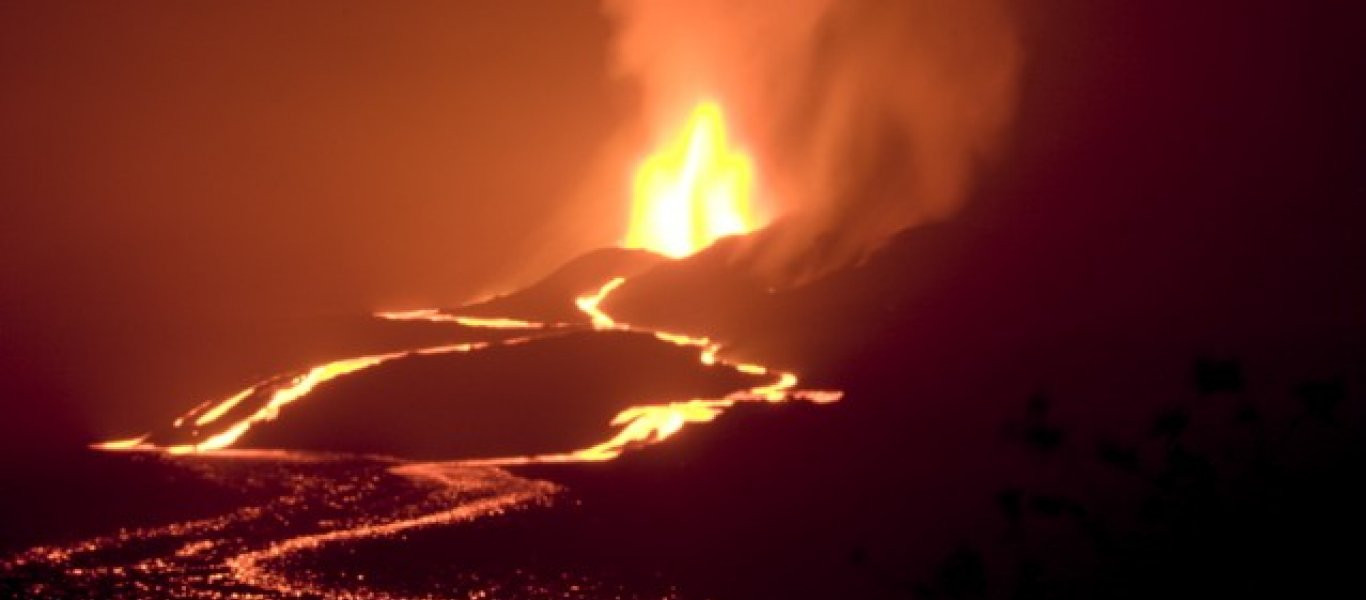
[600,0,1022,283]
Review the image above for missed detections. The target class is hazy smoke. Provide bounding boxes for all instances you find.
[600,0,1022,283]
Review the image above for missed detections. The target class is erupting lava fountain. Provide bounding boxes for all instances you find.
[624,100,761,258]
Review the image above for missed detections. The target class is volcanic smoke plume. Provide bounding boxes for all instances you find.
[600,0,1023,283]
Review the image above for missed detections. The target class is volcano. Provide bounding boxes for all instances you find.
[14,129,1366,598]
[90,99,850,465]
[3,2,1364,598]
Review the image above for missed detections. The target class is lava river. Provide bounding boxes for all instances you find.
[1,273,840,598]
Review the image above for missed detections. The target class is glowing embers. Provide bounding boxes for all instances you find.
[624,100,759,258]
[0,456,558,599]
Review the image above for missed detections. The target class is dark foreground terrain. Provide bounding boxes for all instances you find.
[2,334,1360,599]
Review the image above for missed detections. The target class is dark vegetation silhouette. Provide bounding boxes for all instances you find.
[857,359,1364,599]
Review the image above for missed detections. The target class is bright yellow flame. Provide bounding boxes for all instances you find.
[624,100,758,258]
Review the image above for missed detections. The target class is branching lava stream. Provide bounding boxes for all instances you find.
[6,268,840,598]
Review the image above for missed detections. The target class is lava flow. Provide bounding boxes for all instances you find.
[17,100,840,598]
[95,274,838,463]
[48,262,840,598]
[466,276,841,466]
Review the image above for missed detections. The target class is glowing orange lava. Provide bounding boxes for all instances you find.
[623,100,759,258]
[575,277,627,330]
[464,279,840,466]
[95,274,840,464]
[375,309,546,330]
